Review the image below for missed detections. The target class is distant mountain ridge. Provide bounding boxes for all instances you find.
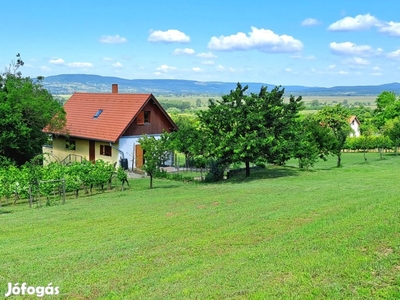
[42,74,400,96]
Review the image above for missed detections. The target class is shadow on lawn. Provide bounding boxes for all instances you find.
[224,165,300,184]
[150,184,181,189]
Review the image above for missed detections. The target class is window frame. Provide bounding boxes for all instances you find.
[66,138,76,151]
[100,145,112,156]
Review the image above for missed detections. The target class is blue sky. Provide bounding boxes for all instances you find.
[3,0,400,87]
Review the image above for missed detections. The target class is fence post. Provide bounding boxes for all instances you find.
[62,178,66,205]
[29,186,32,209]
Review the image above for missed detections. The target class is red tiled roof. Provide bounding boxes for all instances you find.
[49,92,153,142]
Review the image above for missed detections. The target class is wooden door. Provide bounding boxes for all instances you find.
[135,144,144,168]
[89,140,95,162]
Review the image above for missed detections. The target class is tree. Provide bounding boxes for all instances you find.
[384,118,400,155]
[294,115,336,169]
[198,83,303,178]
[314,104,351,167]
[373,91,400,129]
[138,133,171,188]
[170,115,200,168]
[0,54,66,166]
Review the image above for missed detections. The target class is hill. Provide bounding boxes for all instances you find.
[42,74,400,96]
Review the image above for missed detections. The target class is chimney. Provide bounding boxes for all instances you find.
[112,84,118,94]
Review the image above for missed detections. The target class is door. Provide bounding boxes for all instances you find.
[135,144,144,168]
[89,140,95,162]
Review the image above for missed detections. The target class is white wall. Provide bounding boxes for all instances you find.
[118,134,173,169]
[350,121,360,137]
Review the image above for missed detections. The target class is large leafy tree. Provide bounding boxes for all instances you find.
[373,91,400,130]
[0,54,66,166]
[314,104,351,167]
[198,83,303,177]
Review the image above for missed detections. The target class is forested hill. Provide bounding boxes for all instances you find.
[42,74,400,96]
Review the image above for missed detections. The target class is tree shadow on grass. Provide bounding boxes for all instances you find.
[150,184,181,189]
[222,165,300,184]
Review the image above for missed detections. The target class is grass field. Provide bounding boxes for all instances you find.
[1,153,399,299]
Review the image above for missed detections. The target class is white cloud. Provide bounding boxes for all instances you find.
[301,18,320,27]
[344,57,370,66]
[102,57,114,61]
[216,65,225,71]
[172,48,195,55]
[49,58,65,65]
[338,71,349,75]
[99,35,127,44]
[148,29,190,43]
[371,72,382,76]
[196,52,217,59]
[372,66,381,71]
[201,60,215,65]
[208,26,303,53]
[156,64,177,73]
[328,14,379,31]
[192,67,202,72]
[387,49,400,59]
[67,62,93,68]
[112,62,123,68]
[327,64,336,70]
[49,58,93,68]
[285,68,292,72]
[378,21,400,37]
[329,42,374,56]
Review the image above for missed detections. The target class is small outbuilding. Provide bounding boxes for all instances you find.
[349,115,361,137]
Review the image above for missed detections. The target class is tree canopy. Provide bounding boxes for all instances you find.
[138,133,171,189]
[0,55,66,166]
[374,91,400,130]
[197,83,303,177]
[314,104,351,167]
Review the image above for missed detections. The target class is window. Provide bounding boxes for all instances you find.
[100,145,112,156]
[144,111,150,123]
[66,139,76,150]
[137,111,150,125]
[93,109,103,119]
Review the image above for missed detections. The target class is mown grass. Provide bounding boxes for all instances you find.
[1,153,399,299]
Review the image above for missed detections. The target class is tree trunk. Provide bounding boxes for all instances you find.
[150,174,153,189]
[337,153,341,167]
[363,150,367,161]
[245,161,250,177]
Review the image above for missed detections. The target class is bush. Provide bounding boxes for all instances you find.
[205,159,228,182]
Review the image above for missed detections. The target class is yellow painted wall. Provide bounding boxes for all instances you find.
[43,136,120,166]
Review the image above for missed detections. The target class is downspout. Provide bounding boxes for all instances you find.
[109,142,124,159]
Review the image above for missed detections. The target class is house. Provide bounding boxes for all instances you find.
[349,115,361,137]
[43,84,178,169]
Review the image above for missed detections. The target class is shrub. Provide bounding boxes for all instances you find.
[205,159,228,182]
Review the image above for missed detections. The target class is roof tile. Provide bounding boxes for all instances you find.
[52,92,152,142]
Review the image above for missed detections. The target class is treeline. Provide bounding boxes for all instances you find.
[166,85,400,180]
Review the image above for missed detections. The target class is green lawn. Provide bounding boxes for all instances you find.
[1,153,400,299]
